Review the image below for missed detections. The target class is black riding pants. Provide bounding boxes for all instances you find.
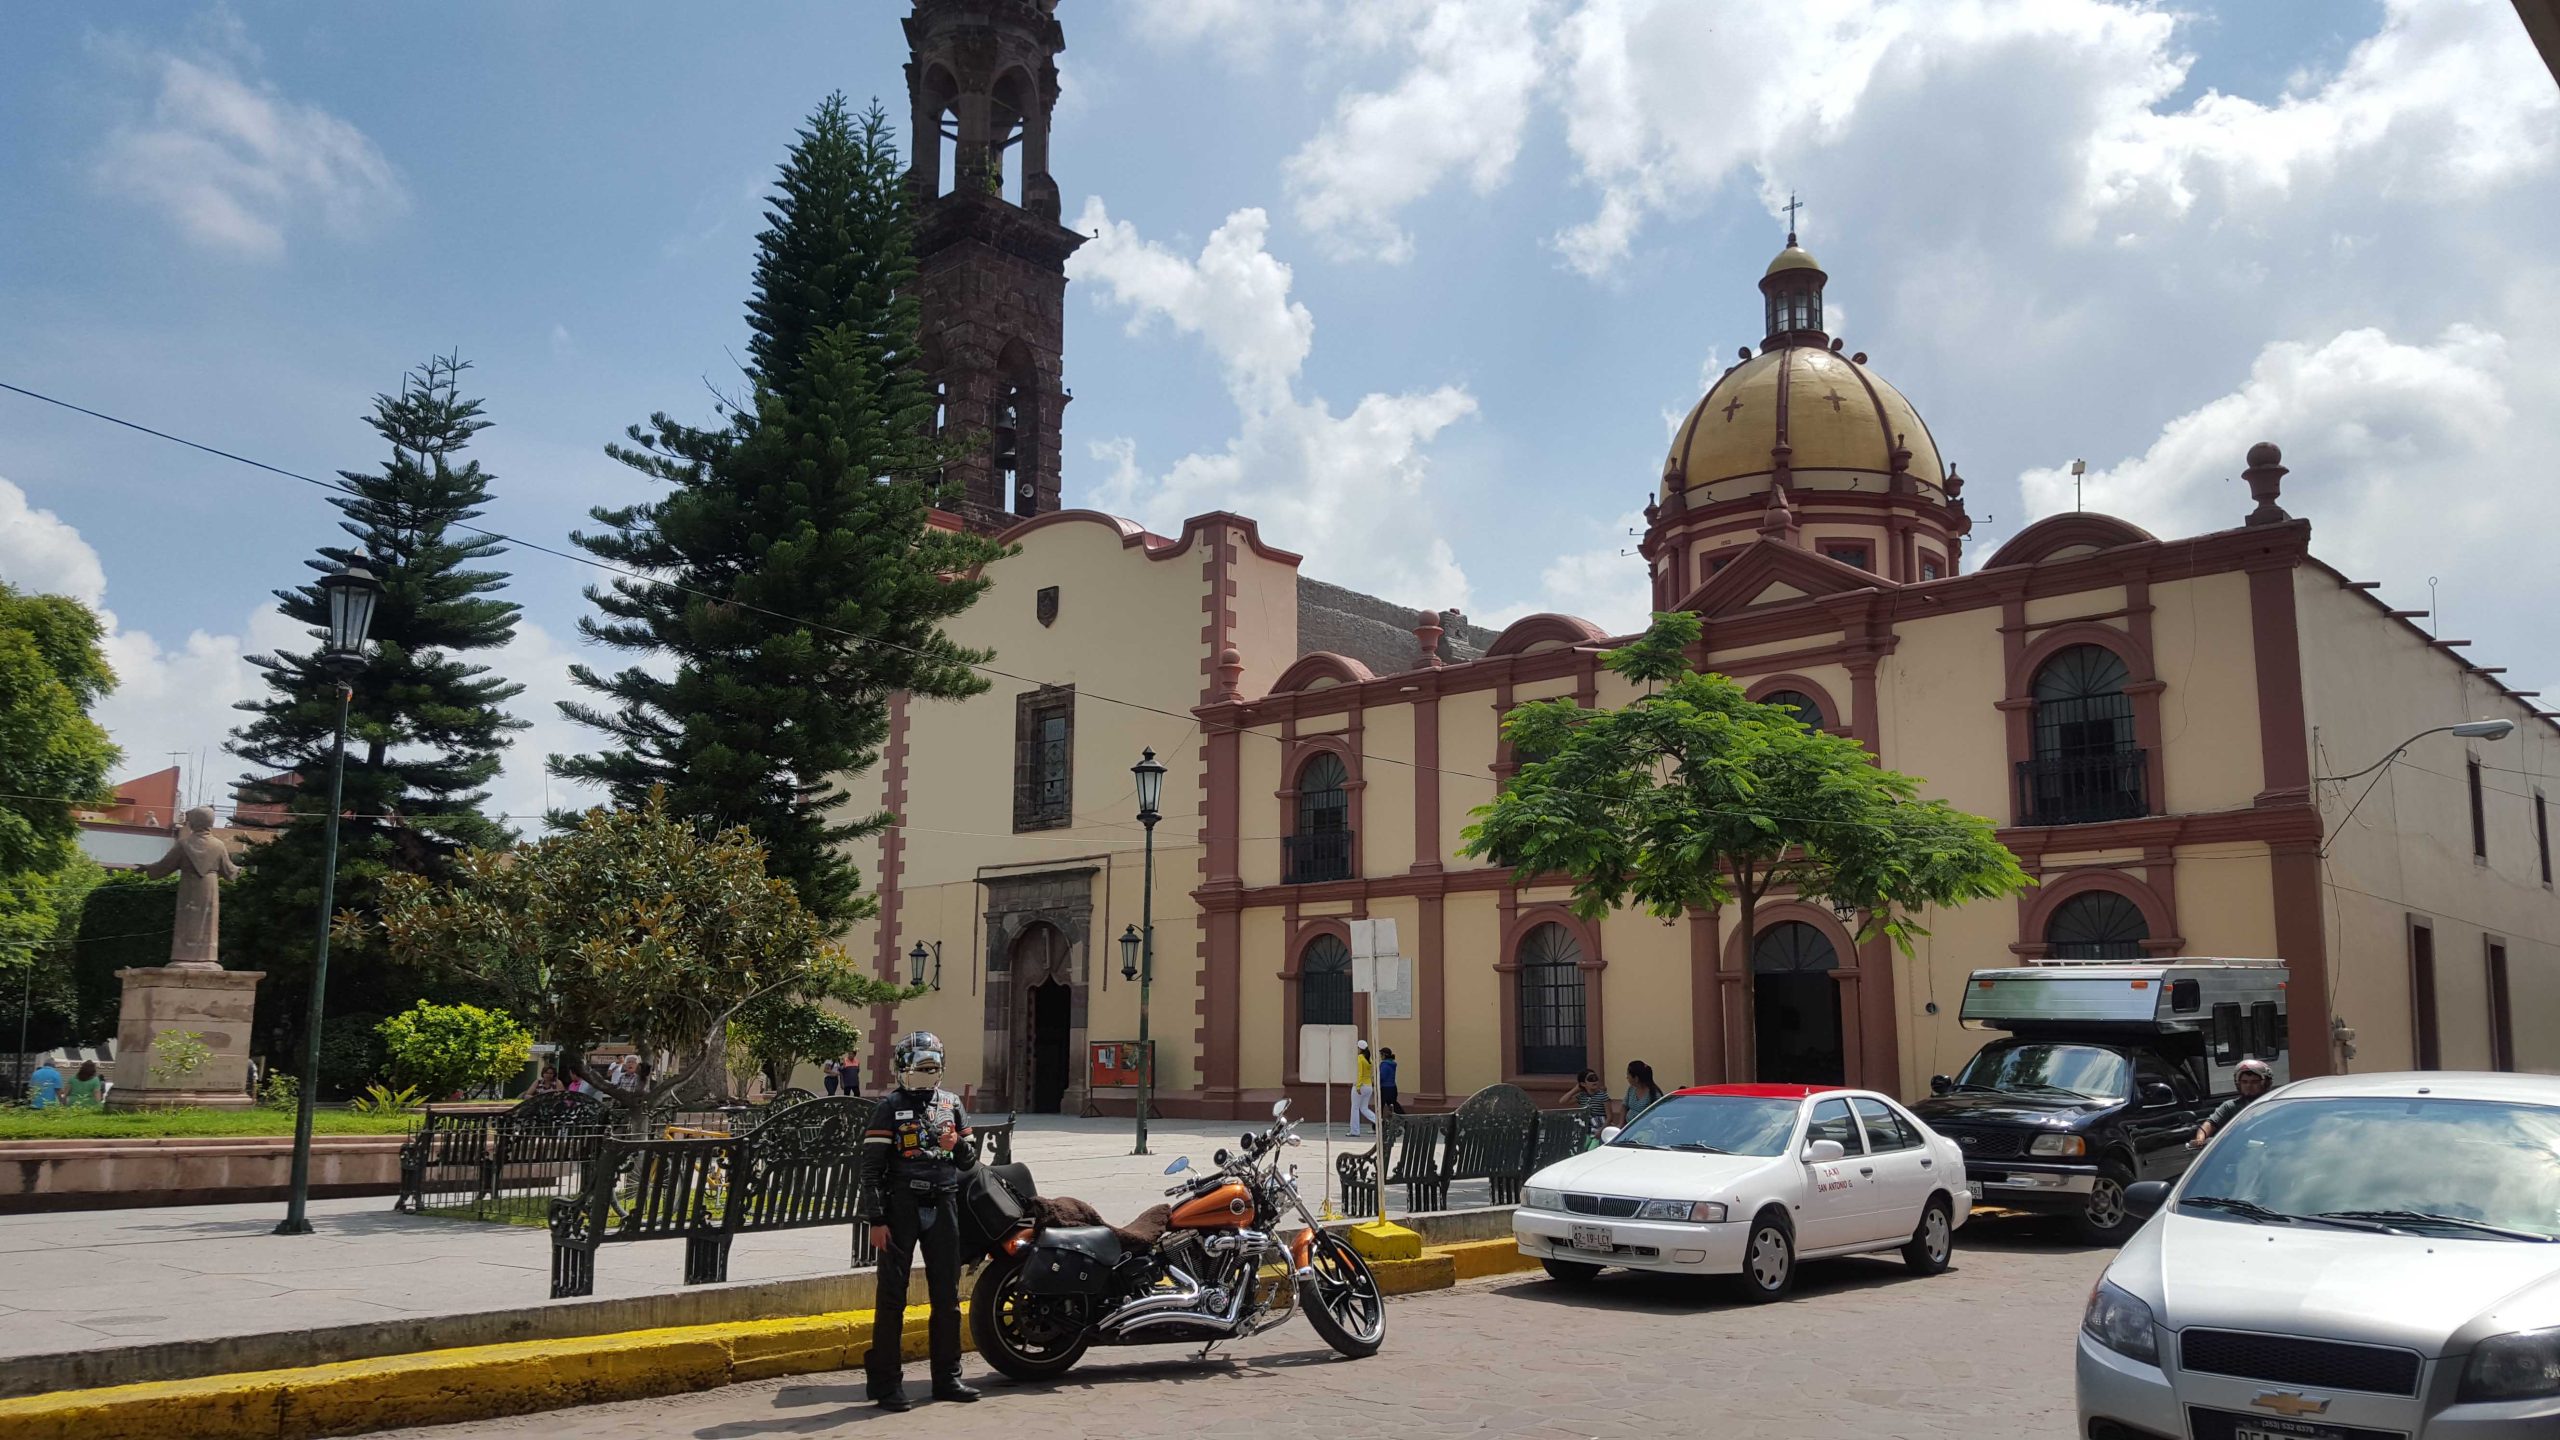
[867,1185,964,1386]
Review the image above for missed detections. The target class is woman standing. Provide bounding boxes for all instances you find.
[1378,1047,1403,1115]
[1559,1070,1612,1148]
[1622,1060,1666,1121]
[822,1057,841,1097]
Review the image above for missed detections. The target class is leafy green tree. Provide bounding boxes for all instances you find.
[556,95,1003,926]
[729,1000,865,1093]
[378,1000,534,1100]
[0,584,118,954]
[369,789,920,1112]
[1462,612,2031,1080]
[225,355,525,1070]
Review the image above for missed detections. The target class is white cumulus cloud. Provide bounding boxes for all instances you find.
[1069,198,1479,611]
[92,37,407,259]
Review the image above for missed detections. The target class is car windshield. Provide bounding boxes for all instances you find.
[1955,1042,2129,1102]
[1609,1095,1799,1157]
[2181,1096,2560,1241]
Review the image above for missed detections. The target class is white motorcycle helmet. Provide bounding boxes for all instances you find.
[893,1031,947,1090]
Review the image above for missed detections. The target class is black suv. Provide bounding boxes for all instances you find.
[1909,1035,2211,1243]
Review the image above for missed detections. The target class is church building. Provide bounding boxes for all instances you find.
[842,0,2560,1113]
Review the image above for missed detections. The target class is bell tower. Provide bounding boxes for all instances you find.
[904,0,1083,533]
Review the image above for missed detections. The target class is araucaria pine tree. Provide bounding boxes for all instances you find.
[557,95,1002,925]
[226,355,525,1076]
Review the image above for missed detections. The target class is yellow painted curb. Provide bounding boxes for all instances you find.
[0,1235,1535,1439]
[1345,1219,1423,1261]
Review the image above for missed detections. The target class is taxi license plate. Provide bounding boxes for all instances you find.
[1965,1179,1986,1200]
[2191,1405,2404,1440]
[1569,1224,1613,1253]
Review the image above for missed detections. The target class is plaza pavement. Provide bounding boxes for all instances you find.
[373,1220,2113,1439]
[0,1114,1428,1364]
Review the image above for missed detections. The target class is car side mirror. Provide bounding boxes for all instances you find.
[2140,1082,2178,1108]
[1599,1126,1622,1145]
[1803,1139,1846,1164]
[1930,1074,1953,1095]
[2124,1181,2171,1222]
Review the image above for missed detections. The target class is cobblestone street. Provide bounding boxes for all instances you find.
[383,1217,2108,1440]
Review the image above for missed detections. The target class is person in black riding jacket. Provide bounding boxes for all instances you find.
[861,1032,981,1410]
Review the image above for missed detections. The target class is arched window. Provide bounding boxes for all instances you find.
[1765,283,1821,337]
[2044,891,2150,961]
[2023,643,2145,824]
[1760,689,1826,731]
[1283,752,1352,884]
[1752,921,1839,974]
[1516,922,1587,1075]
[1298,934,1353,1028]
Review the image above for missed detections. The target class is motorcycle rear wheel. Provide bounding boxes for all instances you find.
[968,1252,1090,1381]
[1299,1232,1386,1359]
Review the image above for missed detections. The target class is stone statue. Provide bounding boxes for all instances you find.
[140,806,238,969]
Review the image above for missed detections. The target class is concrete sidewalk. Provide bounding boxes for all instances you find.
[0,1114,1444,1366]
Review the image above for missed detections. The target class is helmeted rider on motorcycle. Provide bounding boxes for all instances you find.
[861,1031,980,1410]
[2190,1057,2274,1148]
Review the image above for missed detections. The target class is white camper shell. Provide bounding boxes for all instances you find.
[1960,959,2292,1086]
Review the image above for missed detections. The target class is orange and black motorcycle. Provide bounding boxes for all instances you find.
[969,1100,1386,1378]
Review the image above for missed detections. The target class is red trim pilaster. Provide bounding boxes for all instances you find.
[870,693,910,1091]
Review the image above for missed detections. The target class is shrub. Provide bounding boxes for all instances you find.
[148,1030,212,1086]
[377,1000,533,1100]
[258,1070,299,1111]
[348,1081,422,1114]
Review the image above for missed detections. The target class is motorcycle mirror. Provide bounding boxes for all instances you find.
[1287,1134,1302,1147]
[1164,1156,1192,1175]
[1272,1098,1291,1119]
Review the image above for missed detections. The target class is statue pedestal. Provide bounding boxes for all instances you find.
[107,967,264,1110]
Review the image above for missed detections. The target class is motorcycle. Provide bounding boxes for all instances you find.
[969,1099,1387,1378]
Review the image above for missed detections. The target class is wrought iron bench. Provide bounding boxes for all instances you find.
[1336,1111,1456,1214]
[396,1090,615,1218]
[1530,1107,1588,1175]
[547,1097,1016,1297]
[1442,1084,1540,1205]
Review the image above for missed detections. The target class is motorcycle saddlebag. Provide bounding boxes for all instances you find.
[1019,1226,1122,1296]
[956,1162,1036,1262]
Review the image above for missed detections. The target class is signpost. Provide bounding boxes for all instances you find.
[1347,919,1402,1227]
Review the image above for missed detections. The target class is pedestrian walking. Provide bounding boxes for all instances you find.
[1623,1060,1665,1121]
[1348,1039,1380,1137]
[1378,1046,1404,1115]
[25,1057,63,1109]
[821,1057,841,1097]
[860,1032,980,1411]
[65,1060,105,1107]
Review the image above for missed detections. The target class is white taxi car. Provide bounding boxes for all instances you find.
[1512,1083,1970,1300]
[2079,1071,2560,1440]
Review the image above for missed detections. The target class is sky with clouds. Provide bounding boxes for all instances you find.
[1,0,2553,828]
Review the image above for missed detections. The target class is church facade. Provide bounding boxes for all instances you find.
[838,0,2560,1112]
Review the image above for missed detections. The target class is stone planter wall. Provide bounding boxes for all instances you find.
[0,1134,405,1213]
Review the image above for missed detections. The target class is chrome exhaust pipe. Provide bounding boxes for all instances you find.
[1096,1264,1205,1333]
[1109,1271,1253,1337]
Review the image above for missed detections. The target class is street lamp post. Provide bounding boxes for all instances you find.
[1127,748,1166,1156]
[275,562,380,1237]
[2318,719,2515,856]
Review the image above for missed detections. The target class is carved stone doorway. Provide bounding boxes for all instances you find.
[980,867,1094,1114]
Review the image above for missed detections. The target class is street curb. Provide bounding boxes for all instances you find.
[0,1238,1541,1439]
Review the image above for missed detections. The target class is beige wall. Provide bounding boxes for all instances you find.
[2296,570,2560,1074]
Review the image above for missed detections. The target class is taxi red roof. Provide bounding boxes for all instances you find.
[1670,1083,1844,1099]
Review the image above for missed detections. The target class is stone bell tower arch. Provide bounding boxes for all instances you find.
[903,0,1084,533]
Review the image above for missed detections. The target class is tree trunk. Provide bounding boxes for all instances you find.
[1734,883,1758,1082]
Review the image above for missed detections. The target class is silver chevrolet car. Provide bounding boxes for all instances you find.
[2078,1072,2560,1439]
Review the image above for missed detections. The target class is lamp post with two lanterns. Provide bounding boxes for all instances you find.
[275,562,382,1237]
[1119,749,1167,1156]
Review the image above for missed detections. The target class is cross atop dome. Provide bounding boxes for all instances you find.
[1781,191,1803,244]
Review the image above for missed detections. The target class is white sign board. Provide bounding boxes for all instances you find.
[1346,918,1399,961]
[1297,1024,1358,1084]
[1372,955,1414,1021]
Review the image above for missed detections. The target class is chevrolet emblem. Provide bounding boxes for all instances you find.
[2251,1391,2331,1419]
[1958,1135,1976,1145]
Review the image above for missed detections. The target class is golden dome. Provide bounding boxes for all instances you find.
[1764,243,1822,277]
[1664,343,1944,495]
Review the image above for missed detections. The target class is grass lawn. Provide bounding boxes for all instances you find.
[0,1107,421,1140]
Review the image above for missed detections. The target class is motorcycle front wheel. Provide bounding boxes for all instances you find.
[968,1251,1091,1380]
[1299,1232,1386,1359]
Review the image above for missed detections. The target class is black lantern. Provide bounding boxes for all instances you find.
[907,941,941,990]
[1831,896,1859,925]
[317,562,382,676]
[1119,923,1142,982]
[1132,748,1166,827]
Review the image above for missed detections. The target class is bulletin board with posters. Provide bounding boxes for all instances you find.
[1087,1040,1155,1092]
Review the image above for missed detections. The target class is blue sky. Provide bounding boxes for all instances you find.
[2,0,2553,825]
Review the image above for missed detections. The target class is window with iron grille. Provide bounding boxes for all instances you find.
[2043,890,2150,961]
[1011,686,1074,831]
[2469,756,2488,860]
[1760,688,1826,732]
[1282,752,1354,883]
[2410,918,2440,1069]
[1517,922,1587,1075]
[1298,934,1353,1028]
[1753,921,1838,974]
[1820,542,1872,571]
[2020,643,2145,825]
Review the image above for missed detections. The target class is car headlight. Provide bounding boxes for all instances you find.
[1523,1186,1564,1211]
[2028,1134,2087,1157]
[2459,1326,2560,1402]
[1634,1199,1728,1223]
[2081,1279,2159,1365]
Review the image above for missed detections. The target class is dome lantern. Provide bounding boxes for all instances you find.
[1759,231,1826,349]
